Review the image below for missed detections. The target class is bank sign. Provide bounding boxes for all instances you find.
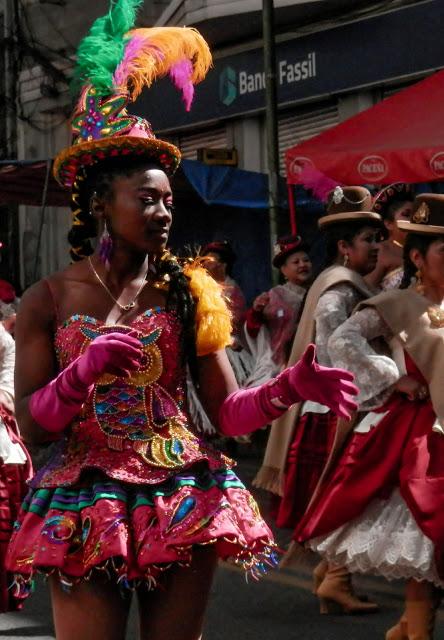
[133,0,444,131]
[220,52,317,107]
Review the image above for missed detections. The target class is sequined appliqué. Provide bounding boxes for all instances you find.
[79,322,190,468]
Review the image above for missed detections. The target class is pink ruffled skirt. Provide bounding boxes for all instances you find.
[6,464,276,602]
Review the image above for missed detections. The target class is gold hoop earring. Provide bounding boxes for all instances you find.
[415,269,425,294]
[343,254,350,267]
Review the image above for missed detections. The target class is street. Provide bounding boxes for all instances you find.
[0,449,443,639]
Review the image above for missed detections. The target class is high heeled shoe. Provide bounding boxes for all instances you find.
[385,614,407,640]
[316,564,379,615]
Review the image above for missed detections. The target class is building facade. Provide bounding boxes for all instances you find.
[1,0,443,287]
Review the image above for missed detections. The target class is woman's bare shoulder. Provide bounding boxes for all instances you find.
[45,260,90,287]
[19,261,89,326]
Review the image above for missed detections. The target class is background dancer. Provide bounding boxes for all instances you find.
[367,183,414,290]
[245,235,312,383]
[297,193,444,640]
[255,186,382,614]
[0,287,31,612]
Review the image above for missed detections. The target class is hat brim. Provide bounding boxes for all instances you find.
[397,221,444,235]
[53,136,181,188]
[318,211,382,229]
[272,243,310,268]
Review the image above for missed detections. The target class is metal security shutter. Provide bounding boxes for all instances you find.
[278,102,339,174]
[168,126,228,160]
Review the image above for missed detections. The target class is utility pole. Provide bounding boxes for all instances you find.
[2,0,21,288]
[4,0,18,157]
[262,0,280,284]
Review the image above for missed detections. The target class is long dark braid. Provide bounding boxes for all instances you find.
[67,158,198,374]
[156,253,198,379]
[67,168,97,262]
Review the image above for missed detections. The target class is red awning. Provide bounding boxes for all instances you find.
[0,161,68,207]
[286,70,444,186]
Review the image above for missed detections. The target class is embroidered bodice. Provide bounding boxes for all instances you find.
[381,267,404,291]
[32,308,230,488]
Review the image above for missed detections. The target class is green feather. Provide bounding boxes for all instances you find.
[71,0,143,97]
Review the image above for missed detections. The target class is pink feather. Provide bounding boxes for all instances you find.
[169,59,194,111]
[113,36,163,86]
[299,166,340,203]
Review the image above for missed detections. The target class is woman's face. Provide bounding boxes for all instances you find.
[280,251,312,285]
[339,226,381,275]
[98,166,173,256]
[412,236,444,288]
[384,200,413,242]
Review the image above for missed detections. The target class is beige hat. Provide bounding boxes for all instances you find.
[397,193,444,235]
[318,186,382,229]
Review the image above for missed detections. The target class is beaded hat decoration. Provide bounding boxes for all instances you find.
[398,194,444,235]
[318,186,382,229]
[372,183,414,219]
[53,0,212,188]
[272,235,309,268]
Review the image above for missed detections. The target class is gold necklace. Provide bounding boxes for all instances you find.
[88,256,149,312]
[427,305,444,329]
[391,239,404,249]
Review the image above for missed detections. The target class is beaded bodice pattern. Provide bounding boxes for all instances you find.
[32,308,229,488]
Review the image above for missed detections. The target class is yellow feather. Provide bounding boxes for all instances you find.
[122,27,212,101]
[184,261,232,357]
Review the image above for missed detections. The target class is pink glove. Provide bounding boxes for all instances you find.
[218,344,358,436]
[29,332,143,433]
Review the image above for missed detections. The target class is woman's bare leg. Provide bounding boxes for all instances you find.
[137,546,219,640]
[49,574,131,640]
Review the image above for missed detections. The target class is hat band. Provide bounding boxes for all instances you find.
[318,211,382,229]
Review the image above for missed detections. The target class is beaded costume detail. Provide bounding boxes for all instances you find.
[33,308,228,487]
[33,308,228,488]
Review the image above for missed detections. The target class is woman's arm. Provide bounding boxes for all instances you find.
[197,345,358,436]
[14,281,58,444]
[327,307,400,410]
[314,285,357,366]
[245,291,270,338]
[196,349,238,428]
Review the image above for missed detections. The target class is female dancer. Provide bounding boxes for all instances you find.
[5,4,357,638]
[246,235,312,374]
[367,183,414,290]
[297,193,444,639]
[254,186,382,614]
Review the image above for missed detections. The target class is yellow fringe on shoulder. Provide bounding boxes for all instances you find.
[183,260,232,357]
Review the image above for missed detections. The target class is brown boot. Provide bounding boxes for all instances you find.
[405,598,439,640]
[385,613,407,640]
[312,559,328,594]
[316,563,379,614]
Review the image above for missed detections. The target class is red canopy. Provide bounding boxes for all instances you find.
[0,161,68,207]
[286,70,444,186]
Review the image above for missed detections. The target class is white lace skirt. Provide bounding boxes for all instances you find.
[308,489,444,588]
